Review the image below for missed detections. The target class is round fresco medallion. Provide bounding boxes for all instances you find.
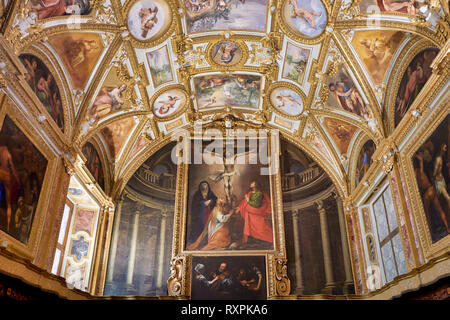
[211,41,242,66]
[127,0,172,42]
[270,88,304,116]
[282,0,327,38]
[153,88,187,118]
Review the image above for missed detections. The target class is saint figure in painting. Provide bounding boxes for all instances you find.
[37,74,62,124]
[192,263,221,299]
[14,196,34,243]
[238,180,273,245]
[289,0,322,30]
[139,6,158,38]
[414,149,450,233]
[22,57,39,92]
[87,84,127,124]
[65,39,99,68]
[30,0,91,20]
[188,198,235,251]
[0,143,20,233]
[396,61,425,118]
[433,143,450,210]
[189,181,217,244]
[356,141,376,185]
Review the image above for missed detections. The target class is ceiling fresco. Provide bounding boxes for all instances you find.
[1,0,448,199]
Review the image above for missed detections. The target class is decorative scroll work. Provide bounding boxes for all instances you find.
[274,257,291,296]
[168,256,185,296]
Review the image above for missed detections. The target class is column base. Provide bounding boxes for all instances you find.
[103,281,114,294]
[125,283,138,294]
[293,287,305,295]
[321,284,338,295]
[342,282,355,295]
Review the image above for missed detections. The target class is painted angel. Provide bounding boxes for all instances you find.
[157,95,180,115]
[139,6,158,38]
[276,94,302,108]
[289,0,322,30]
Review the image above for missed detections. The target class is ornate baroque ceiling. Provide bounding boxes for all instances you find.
[0,0,449,202]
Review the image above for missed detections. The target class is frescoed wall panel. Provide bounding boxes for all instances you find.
[20,54,64,131]
[104,143,176,296]
[48,33,104,90]
[29,0,92,20]
[351,30,405,85]
[394,48,439,127]
[325,65,369,119]
[355,140,376,187]
[358,0,429,15]
[82,142,105,191]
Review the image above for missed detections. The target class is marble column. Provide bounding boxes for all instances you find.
[125,207,141,293]
[105,194,125,292]
[317,200,337,294]
[156,208,168,292]
[335,194,354,294]
[292,209,304,295]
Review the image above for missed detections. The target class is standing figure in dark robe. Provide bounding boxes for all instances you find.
[189,181,217,245]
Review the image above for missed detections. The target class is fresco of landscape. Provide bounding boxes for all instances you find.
[147,46,173,88]
[194,74,262,109]
[185,0,268,33]
[282,43,311,85]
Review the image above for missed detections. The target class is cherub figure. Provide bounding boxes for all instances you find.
[157,95,180,115]
[276,94,302,108]
[139,6,158,38]
[289,0,322,30]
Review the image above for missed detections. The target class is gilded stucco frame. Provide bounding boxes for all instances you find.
[168,130,290,298]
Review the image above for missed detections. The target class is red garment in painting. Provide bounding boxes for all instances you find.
[239,192,273,243]
[36,0,72,20]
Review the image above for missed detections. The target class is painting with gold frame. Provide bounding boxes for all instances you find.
[190,255,267,300]
[182,136,278,252]
[168,131,289,297]
[0,115,48,244]
[411,114,449,244]
[401,107,450,259]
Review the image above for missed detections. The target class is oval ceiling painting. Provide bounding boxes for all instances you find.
[282,0,327,38]
[270,88,304,116]
[211,41,242,66]
[152,88,187,118]
[127,0,172,41]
